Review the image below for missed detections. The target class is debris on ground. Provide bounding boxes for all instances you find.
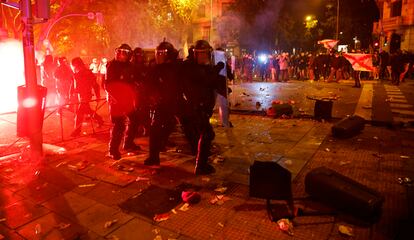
[181,191,201,204]
[115,164,134,172]
[397,177,413,186]
[210,195,231,205]
[201,177,211,182]
[284,160,293,166]
[55,223,71,230]
[136,176,150,182]
[78,184,96,188]
[214,186,227,193]
[362,105,372,109]
[55,161,67,168]
[104,219,118,228]
[212,155,225,164]
[218,222,225,228]
[325,148,330,152]
[108,235,120,240]
[373,136,379,140]
[0,218,6,222]
[277,218,294,236]
[339,161,351,166]
[35,224,42,235]
[67,160,88,171]
[154,213,171,222]
[179,203,190,212]
[400,155,410,159]
[373,153,383,158]
[338,225,354,237]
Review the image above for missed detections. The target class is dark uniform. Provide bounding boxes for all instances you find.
[181,40,222,175]
[54,57,74,106]
[144,42,181,166]
[70,57,103,137]
[104,44,140,160]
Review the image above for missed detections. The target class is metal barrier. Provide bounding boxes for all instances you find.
[0,97,109,156]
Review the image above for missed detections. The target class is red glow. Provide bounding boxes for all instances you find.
[22,97,38,108]
[0,40,25,113]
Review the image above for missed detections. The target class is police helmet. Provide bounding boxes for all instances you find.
[156,41,177,60]
[194,40,212,65]
[115,43,132,61]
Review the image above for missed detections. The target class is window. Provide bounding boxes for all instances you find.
[390,0,402,17]
[202,27,210,41]
[222,3,232,16]
[198,4,206,18]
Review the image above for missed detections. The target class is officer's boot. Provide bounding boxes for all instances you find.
[123,112,140,152]
[108,120,124,160]
[194,134,215,175]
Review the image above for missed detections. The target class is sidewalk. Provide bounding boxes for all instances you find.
[0,114,413,239]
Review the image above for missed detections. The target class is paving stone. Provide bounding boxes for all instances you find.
[0,224,25,240]
[15,179,64,205]
[84,181,132,207]
[17,212,87,240]
[109,218,180,240]
[75,203,133,237]
[0,199,50,229]
[42,191,97,221]
[0,188,24,208]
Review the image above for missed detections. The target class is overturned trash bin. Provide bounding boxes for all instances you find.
[332,115,365,138]
[307,96,334,121]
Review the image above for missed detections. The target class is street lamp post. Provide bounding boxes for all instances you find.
[336,0,339,40]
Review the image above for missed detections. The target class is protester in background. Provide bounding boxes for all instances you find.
[70,57,104,137]
[54,57,73,107]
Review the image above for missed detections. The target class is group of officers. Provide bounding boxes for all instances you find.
[103,39,224,175]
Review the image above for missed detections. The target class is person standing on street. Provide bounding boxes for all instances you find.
[104,44,141,160]
[144,41,181,166]
[70,57,104,137]
[181,40,223,175]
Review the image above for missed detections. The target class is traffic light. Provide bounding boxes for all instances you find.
[95,12,103,25]
[35,0,50,20]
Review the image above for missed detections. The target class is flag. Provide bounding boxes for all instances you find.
[317,39,339,49]
[343,53,374,72]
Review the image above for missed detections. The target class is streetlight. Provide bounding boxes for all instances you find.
[336,0,340,40]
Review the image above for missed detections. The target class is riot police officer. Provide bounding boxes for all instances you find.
[104,44,140,160]
[144,41,181,166]
[181,40,222,175]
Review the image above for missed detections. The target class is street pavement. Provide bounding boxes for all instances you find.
[0,78,413,239]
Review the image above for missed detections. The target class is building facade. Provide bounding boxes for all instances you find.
[191,0,239,55]
[373,0,414,52]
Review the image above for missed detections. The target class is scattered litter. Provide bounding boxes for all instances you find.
[338,225,354,237]
[201,177,210,182]
[373,136,378,140]
[357,138,362,142]
[104,219,118,228]
[55,161,67,168]
[153,213,171,222]
[284,160,293,166]
[116,164,134,172]
[259,87,265,91]
[277,218,294,236]
[55,223,71,230]
[136,176,150,182]
[213,155,225,164]
[373,153,383,158]
[35,223,42,235]
[181,191,201,204]
[325,148,330,152]
[4,168,14,173]
[179,203,190,211]
[218,222,225,228]
[242,92,250,96]
[171,209,177,214]
[35,170,40,176]
[339,161,351,166]
[362,105,372,109]
[78,184,96,188]
[153,235,162,240]
[0,218,6,222]
[210,195,231,205]
[397,177,413,186]
[214,187,227,193]
[108,235,120,240]
[400,155,410,159]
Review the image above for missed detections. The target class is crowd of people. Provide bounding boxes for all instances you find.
[237,50,414,86]
[37,39,233,175]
